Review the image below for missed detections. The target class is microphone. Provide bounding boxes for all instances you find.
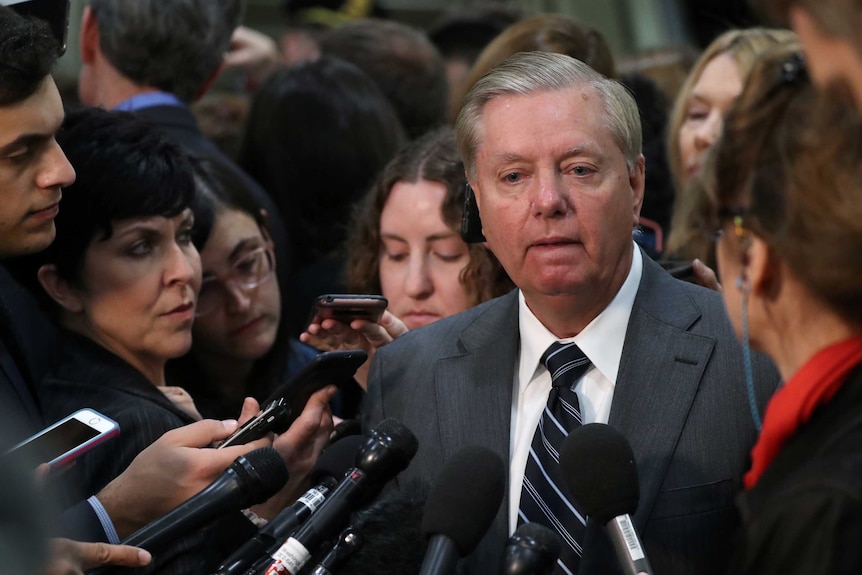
[214,436,365,575]
[258,418,419,575]
[308,526,363,575]
[501,523,561,575]
[124,447,289,551]
[418,446,506,575]
[560,424,653,575]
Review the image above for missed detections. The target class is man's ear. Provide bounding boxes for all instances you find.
[630,154,646,226]
[37,265,83,313]
[80,6,99,64]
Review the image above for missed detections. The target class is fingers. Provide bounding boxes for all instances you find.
[238,397,261,426]
[48,539,151,573]
[379,311,410,339]
[692,259,722,292]
[158,418,239,448]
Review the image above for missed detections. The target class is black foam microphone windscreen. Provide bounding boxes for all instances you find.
[560,423,639,523]
[561,424,653,575]
[501,523,562,575]
[419,446,506,574]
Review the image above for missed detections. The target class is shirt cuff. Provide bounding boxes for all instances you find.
[87,496,120,544]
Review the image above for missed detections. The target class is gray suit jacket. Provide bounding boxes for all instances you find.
[363,254,780,575]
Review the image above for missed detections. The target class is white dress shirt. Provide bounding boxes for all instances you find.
[508,245,643,531]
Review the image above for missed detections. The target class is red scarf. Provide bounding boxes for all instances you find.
[744,335,862,489]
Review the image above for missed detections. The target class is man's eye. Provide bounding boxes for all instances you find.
[504,172,522,183]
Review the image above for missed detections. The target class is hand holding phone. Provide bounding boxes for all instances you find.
[217,399,292,450]
[4,408,119,469]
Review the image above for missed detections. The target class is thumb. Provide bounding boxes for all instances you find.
[159,418,239,448]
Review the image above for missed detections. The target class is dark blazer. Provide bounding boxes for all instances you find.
[133,104,293,283]
[0,263,54,444]
[40,332,255,574]
[363,254,780,575]
[729,365,862,574]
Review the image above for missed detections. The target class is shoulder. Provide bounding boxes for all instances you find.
[378,291,518,362]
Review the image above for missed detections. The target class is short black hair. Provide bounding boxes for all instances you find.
[43,107,198,284]
[0,7,60,106]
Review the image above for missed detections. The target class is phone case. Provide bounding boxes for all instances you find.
[310,294,388,324]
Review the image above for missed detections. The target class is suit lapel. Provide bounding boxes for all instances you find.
[433,291,520,550]
[433,291,519,463]
[608,257,715,532]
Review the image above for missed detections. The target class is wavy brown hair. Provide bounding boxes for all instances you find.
[708,45,862,323]
[346,128,512,306]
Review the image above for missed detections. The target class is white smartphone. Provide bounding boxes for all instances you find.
[5,408,119,469]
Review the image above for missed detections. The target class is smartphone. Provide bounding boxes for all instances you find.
[309,294,388,325]
[263,349,368,427]
[5,408,119,469]
[2,0,72,55]
[218,398,293,450]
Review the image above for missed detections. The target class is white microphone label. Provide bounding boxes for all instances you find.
[266,538,311,575]
[614,515,645,560]
[297,487,327,511]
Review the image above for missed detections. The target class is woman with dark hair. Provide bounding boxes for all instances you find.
[703,46,862,572]
[167,160,319,420]
[239,56,406,329]
[302,128,512,387]
[27,108,332,575]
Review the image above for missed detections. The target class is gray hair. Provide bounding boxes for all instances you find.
[89,0,243,102]
[455,51,642,179]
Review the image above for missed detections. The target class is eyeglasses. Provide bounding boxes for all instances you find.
[711,207,748,243]
[195,246,275,317]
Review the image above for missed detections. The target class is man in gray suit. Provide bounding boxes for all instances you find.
[362,52,779,575]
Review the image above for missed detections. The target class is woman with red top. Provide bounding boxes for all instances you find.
[705,44,862,573]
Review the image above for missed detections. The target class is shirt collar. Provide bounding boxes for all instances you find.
[518,244,643,385]
[114,91,184,112]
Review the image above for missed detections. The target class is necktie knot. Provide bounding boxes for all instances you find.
[542,341,590,389]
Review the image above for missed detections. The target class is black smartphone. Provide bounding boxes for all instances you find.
[263,349,368,427]
[3,0,71,55]
[218,399,292,450]
[309,294,388,326]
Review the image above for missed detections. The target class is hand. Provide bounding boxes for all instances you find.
[96,419,270,538]
[224,26,282,91]
[692,259,722,292]
[300,311,409,389]
[41,538,151,575]
[250,386,336,518]
[159,386,203,421]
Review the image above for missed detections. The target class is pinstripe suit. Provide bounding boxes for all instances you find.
[40,331,255,575]
[363,254,780,575]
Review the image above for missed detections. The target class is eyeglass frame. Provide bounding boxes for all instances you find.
[194,244,276,317]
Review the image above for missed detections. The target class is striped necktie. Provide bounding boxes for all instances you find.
[518,341,591,574]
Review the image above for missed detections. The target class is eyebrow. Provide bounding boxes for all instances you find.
[381,231,460,243]
[0,133,52,156]
[491,145,598,165]
[228,237,262,261]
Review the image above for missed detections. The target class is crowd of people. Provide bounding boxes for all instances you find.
[1,0,861,574]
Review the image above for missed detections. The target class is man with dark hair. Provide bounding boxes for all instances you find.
[319,19,449,140]
[0,7,287,573]
[751,0,862,111]
[78,0,293,279]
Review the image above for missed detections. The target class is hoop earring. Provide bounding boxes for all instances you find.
[738,275,762,432]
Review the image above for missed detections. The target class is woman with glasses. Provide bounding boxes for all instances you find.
[703,46,862,572]
[167,160,320,420]
[27,109,333,575]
